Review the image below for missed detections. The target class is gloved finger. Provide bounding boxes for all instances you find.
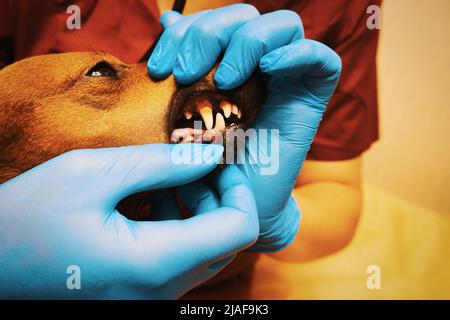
[132,165,258,283]
[175,179,220,216]
[160,10,182,29]
[214,165,256,214]
[215,10,304,90]
[173,4,260,84]
[253,39,342,141]
[52,143,223,210]
[246,195,301,252]
[148,10,210,78]
[260,39,342,102]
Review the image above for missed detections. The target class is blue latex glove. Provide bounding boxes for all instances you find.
[148,5,341,252]
[0,144,259,299]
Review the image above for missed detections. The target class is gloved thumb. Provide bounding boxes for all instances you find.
[50,144,223,210]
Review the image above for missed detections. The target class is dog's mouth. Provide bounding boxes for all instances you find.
[118,89,251,222]
[168,79,260,146]
[171,91,246,144]
[117,73,265,222]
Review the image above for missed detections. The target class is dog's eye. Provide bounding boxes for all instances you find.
[86,61,117,77]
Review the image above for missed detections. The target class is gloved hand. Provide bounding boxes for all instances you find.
[0,144,259,299]
[148,5,342,251]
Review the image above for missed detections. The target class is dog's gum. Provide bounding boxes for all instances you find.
[171,128,204,143]
[184,111,193,120]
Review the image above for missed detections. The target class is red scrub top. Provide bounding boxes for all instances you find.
[0,0,380,160]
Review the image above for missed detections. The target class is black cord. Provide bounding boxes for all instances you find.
[171,0,186,13]
[140,0,186,62]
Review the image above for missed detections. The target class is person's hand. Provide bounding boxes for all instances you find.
[147,5,342,251]
[0,144,259,299]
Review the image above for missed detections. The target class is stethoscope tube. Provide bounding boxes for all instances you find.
[140,0,186,62]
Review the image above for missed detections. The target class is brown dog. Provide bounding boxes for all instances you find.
[0,52,265,293]
[0,52,264,184]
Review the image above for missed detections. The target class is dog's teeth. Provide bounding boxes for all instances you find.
[237,109,242,119]
[199,106,214,130]
[231,104,239,115]
[184,111,193,120]
[183,136,195,143]
[220,101,232,118]
[215,113,226,130]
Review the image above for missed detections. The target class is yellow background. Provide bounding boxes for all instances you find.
[364,0,450,213]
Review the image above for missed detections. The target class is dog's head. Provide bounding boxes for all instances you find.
[0,52,265,183]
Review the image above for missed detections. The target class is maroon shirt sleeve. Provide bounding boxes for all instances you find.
[248,0,381,160]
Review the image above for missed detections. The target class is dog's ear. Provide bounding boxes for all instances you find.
[0,82,29,149]
[0,101,20,181]
[0,87,31,183]
[0,120,21,150]
[0,62,33,157]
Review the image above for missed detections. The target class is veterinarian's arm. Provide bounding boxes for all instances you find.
[269,157,362,262]
[0,144,259,299]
